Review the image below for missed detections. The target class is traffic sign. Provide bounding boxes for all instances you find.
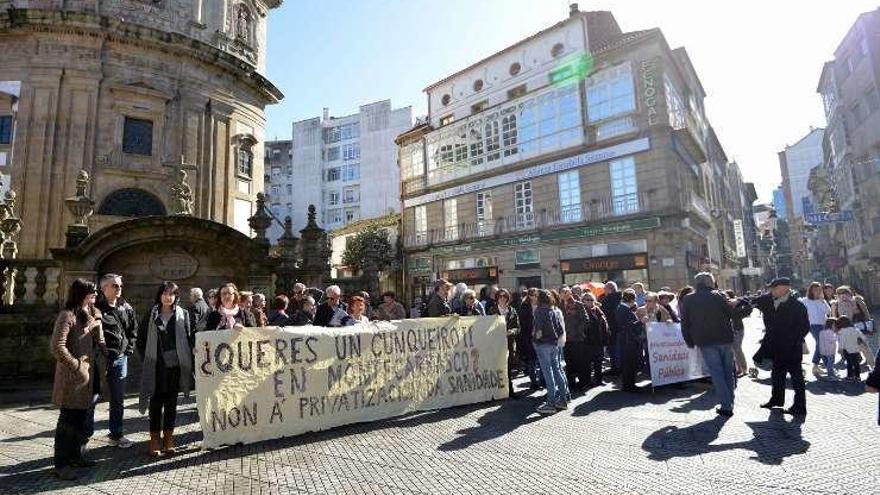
[805,211,854,225]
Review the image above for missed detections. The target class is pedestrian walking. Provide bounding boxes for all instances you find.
[818,317,839,379]
[51,279,105,480]
[204,283,257,330]
[681,273,737,417]
[754,277,810,417]
[533,290,569,414]
[95,274,137,449]
[137,281,194,457]
[837,316,864,381]
[800,282,831,377]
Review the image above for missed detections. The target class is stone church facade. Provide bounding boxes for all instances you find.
[0,0,284,259]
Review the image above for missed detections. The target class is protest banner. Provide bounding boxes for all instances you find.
[646,322,709,387]
[194,316,508,448]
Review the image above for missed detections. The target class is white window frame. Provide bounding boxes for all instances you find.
[414,205,427,244]
[514,181,534,229]
[444,198,458,241]
[476,191,493,237]
[558,170,582,223]
[610,157,639,215]
[587,63,636,123]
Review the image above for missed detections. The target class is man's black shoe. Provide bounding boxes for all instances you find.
[71,458,97,468]
[784,407,807,417]
[715,407,734,417]
[760,401,783,409]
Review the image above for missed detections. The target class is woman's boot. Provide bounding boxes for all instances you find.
[162,429,175,455]
[147,431,161,457]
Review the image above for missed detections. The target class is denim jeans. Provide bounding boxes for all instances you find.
[535,343,569,404]
[700,344,736,411]
[106,355,128,439]
[809,324,824,365]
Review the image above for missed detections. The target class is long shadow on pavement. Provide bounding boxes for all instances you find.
[642,410,810,465]
[0,399,494,494]
[437,396,546,451]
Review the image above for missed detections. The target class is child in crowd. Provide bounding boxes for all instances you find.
[818,317,839,379]
[837,316,864,381]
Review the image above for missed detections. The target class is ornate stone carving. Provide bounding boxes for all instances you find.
[170,168,194,216]
[65,170,95,247]
[148,249,199,280]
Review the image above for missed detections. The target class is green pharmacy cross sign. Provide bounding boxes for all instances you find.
[549,53,595,86]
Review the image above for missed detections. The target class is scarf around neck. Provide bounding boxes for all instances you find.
[220,305,240,329]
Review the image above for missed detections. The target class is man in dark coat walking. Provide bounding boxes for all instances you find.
[681,272,737,417]
[753,277,810,416]
[425,279,453,317]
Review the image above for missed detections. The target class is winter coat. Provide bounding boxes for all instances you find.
[291,310,314,326]
[458,301,486,316]
[268,310,293,326]
[425,292,451,317]
[585,306,610,346]
[204,307,257,331]
[313,301,349,327]
[51,309,105,410]
[96,298,137,360]
[516,304,536,360]
[752,291,810,364]
[601,291,623,334]
[189,297,210,333]
[375,301,407,321]
[562,300,590,343]
[532,305,563,345]
[681,286,736,347]
[818,328,838,357]
[838,326,863,354]
[614,303,642,347]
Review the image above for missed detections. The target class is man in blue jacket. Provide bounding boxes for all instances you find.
[681,272,737,417]
[753,277,810,416]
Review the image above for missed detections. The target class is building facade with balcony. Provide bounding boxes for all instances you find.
[398,6,753,300]
[816,8,880,303]
[263,139,293,240]
[277,100,411,238]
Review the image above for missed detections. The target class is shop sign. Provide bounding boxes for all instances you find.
[409,257,433,274]
[805,210,854,225]
[442,266,498,282]
[733,219,747,258]
[641,59,660,125]
[514,249,541,268]
[560,254,648,273]
[431,217,661,254]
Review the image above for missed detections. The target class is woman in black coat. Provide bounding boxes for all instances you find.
[516,288,540,389]
[490,289,520,398]
[204,282,257,331]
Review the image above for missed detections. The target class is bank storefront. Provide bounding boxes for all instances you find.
[404,217,663,301]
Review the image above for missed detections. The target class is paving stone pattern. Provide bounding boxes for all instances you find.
[1,315,879,494]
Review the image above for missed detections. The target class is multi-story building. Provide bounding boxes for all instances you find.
[273,100,411,239]
[816,8,880,302]
[772,187,788,219]
[398,5,757,300]
[778,127,824,284]
[263,139,293,238]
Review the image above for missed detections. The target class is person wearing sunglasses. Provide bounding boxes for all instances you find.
[95,273,138,450]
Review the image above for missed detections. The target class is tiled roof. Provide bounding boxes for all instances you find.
[591,28,660,54]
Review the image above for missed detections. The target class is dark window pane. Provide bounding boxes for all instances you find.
[0,116,12,145]
[122,117,153,156]
[97,188,166,217]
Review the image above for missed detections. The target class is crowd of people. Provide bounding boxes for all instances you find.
[48,273,878,480]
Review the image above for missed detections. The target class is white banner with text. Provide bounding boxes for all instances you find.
[194,316,508,448]
[646,322,709,387]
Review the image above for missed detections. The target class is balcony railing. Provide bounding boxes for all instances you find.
[404,191,652,248]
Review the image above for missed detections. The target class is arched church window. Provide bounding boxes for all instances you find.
[97,188,166,217]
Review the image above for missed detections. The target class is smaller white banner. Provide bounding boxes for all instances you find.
[646,322,709,386]
[733,219,747,258]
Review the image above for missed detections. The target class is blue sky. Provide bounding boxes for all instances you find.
[264,0,879,202]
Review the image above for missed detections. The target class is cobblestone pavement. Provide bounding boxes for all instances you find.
[1,315,879,494]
